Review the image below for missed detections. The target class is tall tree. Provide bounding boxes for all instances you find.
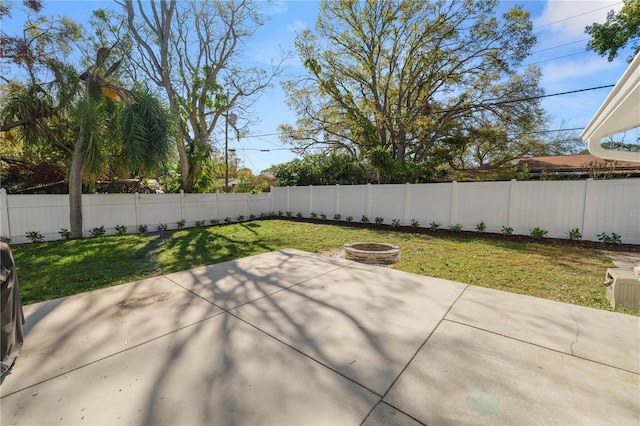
[586,0,640,62]
[119,0,285,192]
[1,3,171,238]
[280,0,547,171]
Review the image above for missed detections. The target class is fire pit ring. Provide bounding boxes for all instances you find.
[343,242,400,264]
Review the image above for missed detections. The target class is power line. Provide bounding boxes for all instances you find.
[435,84,615,114]
[238,85,615,141]
[525,50,589,66]
[533,2,622,32]
[530,39,589,54]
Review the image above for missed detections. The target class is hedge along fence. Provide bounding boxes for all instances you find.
[271,179,640,245]
[0,189,271,244]
[2,178,639,245]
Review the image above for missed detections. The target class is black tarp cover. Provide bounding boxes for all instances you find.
[1,241,24,381]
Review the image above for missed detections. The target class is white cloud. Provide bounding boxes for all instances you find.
[534,0,622,37]
[287,19,307,33]
[263,0,288,16]
[541,56,620,82]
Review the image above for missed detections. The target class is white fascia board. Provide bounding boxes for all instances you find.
[581,52,640,163]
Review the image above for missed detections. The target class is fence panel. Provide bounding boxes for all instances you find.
[336,185,367,220]
[311,186,337,217]
[509,181,587,238]
[83,194,136,235]
[288,186,311,216]
[455,182,511,232]
[248,193,271,217]
[4,194,68,243]
[587,179,640,244]
[2,179,639,244]
[183,193,217,224]
[406,183,452,227]
[137,193,183,229]
[368,184,405,224]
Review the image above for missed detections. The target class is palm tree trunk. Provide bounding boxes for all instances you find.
[69,130,85,239]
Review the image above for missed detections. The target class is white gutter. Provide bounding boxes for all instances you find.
[581,52,640,163]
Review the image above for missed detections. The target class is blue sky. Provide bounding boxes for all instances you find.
[4,0,636,173]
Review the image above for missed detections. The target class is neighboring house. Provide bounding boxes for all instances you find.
[516,153,640,179]
[446,153,640,182]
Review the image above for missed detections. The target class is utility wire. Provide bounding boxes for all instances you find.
[533,2,622,31]
[237,84,615,142]
[530,39,589,54]
[525,50,589,66]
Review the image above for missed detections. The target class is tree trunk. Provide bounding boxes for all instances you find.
[176,137,191,192]
[69,131,85,239]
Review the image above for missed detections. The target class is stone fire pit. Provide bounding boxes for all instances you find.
[343,242,400,265]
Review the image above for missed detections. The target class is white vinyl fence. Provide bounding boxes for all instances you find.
[271,179,640,245]
[2,178,639,245]
[0,190,271,244]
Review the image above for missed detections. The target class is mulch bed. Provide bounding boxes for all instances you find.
[276,217,640,254]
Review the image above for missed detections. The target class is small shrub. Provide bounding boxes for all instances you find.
[319,212,327,221]
[429,221,439,231]
[115,225,127,235]
[529,227,548,240]
[249,214,256,220]
[286,211,292,218]
[296,212,303,219]
[345,216,353,223]
[1,236,11,243]
[157,223,168,231]
[310,212,318,219]
[59,228,71,240]
[375,217,384,226]
[237,215,245,221]
[90,226,106,237]
[224,217,232,223]
[598,232,622,245]
[449,224,462,233]
[360,215,370,224]
[177,219,186,229]
[26,231,45,243]
[195,220,205,227]
[277,211,284,217]
[568,228,582,241]
[475,221,486,232]
[411,219,420,229]
[502,226,513,236]
[137,224,148,234]
[333,213,341,221]
[391,219,401,228]
[210,219,220,225]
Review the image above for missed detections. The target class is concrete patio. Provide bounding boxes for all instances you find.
[1,248,638,425]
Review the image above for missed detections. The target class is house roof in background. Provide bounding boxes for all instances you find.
[518,154,640,171]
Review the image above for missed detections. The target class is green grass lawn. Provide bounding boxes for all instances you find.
[10,219,635,315]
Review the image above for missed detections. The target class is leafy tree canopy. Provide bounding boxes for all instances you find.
[586,0,640,62]
[280,0,556,175]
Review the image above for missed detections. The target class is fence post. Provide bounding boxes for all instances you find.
[403,183,411,226]
[180,189,185,222]
[507,179,517,230]
[215,190,220,220]
[582,179,596,241]
[269,187,273,213]
[134,192,141,229]
[286,186,290,213]
[0,188,10,240]
[335,184,340,217]
[309,185,313,214]
[449,181,458,227]
[366,183,372,219]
